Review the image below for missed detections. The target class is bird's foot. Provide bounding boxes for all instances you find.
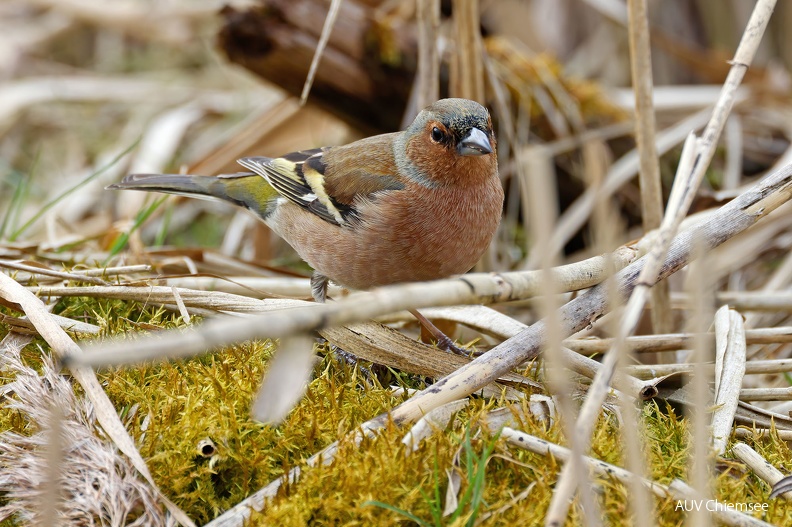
[409,309,473,356]
[433,333,473,356]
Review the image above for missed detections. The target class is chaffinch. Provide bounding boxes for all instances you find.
[110,98,503,304]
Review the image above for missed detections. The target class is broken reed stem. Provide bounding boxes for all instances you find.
[627,0,663,233]
[711,307,746,455]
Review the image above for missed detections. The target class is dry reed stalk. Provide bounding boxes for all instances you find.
[563,326,792,354]
[523,137,603,526]
[450,0,484,102]
[711,306,747,454]
[548,0,777,518]
[0,259,110,285]
[731,443,792,500]
[415,0,440,110]
[585,128,653,523]
[734,428,792,440]
[161,276,341,298]
[677,290,792,312]
[688,242,716,527]
[0,313,100,335]
[73,264,151,276]
[627,0,669,342]
[739,387,792,401]
[624,358,792,378]
[499,427,773,527]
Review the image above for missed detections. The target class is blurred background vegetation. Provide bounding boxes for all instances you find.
[1,0,790,270]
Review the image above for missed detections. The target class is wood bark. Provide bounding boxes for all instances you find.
[218,0,416,131]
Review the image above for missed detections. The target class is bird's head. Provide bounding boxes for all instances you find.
[398,98,497,188]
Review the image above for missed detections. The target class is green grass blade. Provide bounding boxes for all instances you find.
[154,202,173,247]
[363,500,432,527]
[10,139,139,241]
[0,168,30,240]
[104,195,168,264]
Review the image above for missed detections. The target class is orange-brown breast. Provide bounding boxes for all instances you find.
[268,173,503,291]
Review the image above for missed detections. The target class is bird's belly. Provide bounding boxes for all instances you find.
[268,183,502,291]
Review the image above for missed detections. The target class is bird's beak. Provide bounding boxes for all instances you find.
[457,127,493,156]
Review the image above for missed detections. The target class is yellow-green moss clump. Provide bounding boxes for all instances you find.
[1,296,791,526]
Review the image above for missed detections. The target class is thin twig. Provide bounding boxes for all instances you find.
[300,0,343,104]
[0,259,110,285]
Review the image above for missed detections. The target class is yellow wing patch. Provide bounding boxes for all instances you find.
[237,152,348,226]
[303,164,344,224]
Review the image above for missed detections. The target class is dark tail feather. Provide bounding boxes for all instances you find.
[107,173,217,196]
[108,173,277,220]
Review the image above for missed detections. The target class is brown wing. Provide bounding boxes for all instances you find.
[238,134,404,226]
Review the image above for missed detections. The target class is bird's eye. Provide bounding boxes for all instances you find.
[431,127,445,142]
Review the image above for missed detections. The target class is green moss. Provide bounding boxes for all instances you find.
[2,295,791,525]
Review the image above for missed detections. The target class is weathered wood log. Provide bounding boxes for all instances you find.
[218,0,417,131]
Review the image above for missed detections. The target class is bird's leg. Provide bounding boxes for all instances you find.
[310,272,330,303]
[310,272,379,381]
[408,309,470,356]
